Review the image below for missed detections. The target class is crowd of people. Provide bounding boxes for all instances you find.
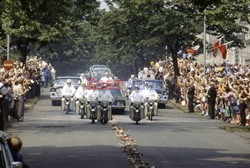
[0,56,56,130]
[149,58,250,126]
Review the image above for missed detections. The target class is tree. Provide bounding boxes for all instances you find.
[93,0,248,77]
[0,0,100,62]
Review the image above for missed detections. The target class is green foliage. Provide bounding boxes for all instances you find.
[0,0,249,78]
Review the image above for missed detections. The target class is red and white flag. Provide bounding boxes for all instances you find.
[219,44,227,59]
[187,45,200,56]
[213,36,228,59]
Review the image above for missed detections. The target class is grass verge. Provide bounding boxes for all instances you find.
[220,125,250,133]
[168,100,200,114]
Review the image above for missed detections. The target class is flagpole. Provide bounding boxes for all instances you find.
[7,34,10,60]
[203,15,206,76]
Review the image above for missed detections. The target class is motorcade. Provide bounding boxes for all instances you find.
[0,131,23,168]
[50,76,81,106]
[136,79,168,108]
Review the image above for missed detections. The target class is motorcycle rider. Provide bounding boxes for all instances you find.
[74,82,88,114]
[75,82,88,100]
[129,86,144,102]
[85,83,101,121]
[97,84,113,122]
[129,86,145,122]
[61,79,76,111]
[141,85,159,117]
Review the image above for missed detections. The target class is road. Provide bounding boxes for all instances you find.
[7,88,250,168]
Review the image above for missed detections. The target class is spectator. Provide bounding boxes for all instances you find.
[208,81,217,119]
[187,81,195,113]
[7,136,29,168]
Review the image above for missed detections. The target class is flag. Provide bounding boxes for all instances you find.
[187,45,200,56]
[212,36,228,59]
[213,40,220,57]
[219,44,227,59]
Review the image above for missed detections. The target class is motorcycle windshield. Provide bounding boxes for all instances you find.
[88,91,99,101]
[98,90,113,102]
[129,90,144,103]
[142,90,158,101]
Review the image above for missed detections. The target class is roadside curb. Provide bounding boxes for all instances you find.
[24,97,39,110]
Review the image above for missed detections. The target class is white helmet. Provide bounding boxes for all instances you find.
[67,79,72,84]
[131,75,135,78]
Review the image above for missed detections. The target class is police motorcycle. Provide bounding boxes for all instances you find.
[61,79,76,114]
[85,83,100,124]
[143,89,159,121]
[98,89,113,125]
[62,95,75,114]
[129,87,145,125]
[75,83,88,118]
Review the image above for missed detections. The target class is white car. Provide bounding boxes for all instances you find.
[50,76,81,106]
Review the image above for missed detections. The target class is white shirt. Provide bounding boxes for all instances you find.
[61,84,76,97]
[141,89,158,101]
[86,90,99,101]
[129,90,144,102]
[100,76,114,83]
[74,86,88,99]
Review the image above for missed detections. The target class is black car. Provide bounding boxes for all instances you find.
[50,76,81,106]
[0,131,23,168]
[110,88,126,114]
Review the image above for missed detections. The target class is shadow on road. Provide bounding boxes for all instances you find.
[22,145,129,168]
[22,145,250,168]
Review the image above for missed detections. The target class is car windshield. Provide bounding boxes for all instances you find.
[55,78,81,86]
[136,80,164,90]
[90,65,107,70]
[111,89,123,98]
[92,68,111,76]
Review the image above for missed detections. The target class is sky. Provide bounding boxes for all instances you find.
[98,0,108,9]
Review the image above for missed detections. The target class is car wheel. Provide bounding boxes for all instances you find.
[52,101,56,106]
[159,103,166,109]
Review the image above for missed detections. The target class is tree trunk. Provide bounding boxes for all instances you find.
[169,45,180,77]
[17,41,29,63]
[172,51,179,77]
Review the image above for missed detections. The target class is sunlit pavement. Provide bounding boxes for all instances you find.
[7,88,250,168]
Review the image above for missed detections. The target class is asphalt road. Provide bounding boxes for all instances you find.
[7,89,250,168]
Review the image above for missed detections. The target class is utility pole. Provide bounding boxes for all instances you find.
[7,34,10,60]
[203,15,207,76]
